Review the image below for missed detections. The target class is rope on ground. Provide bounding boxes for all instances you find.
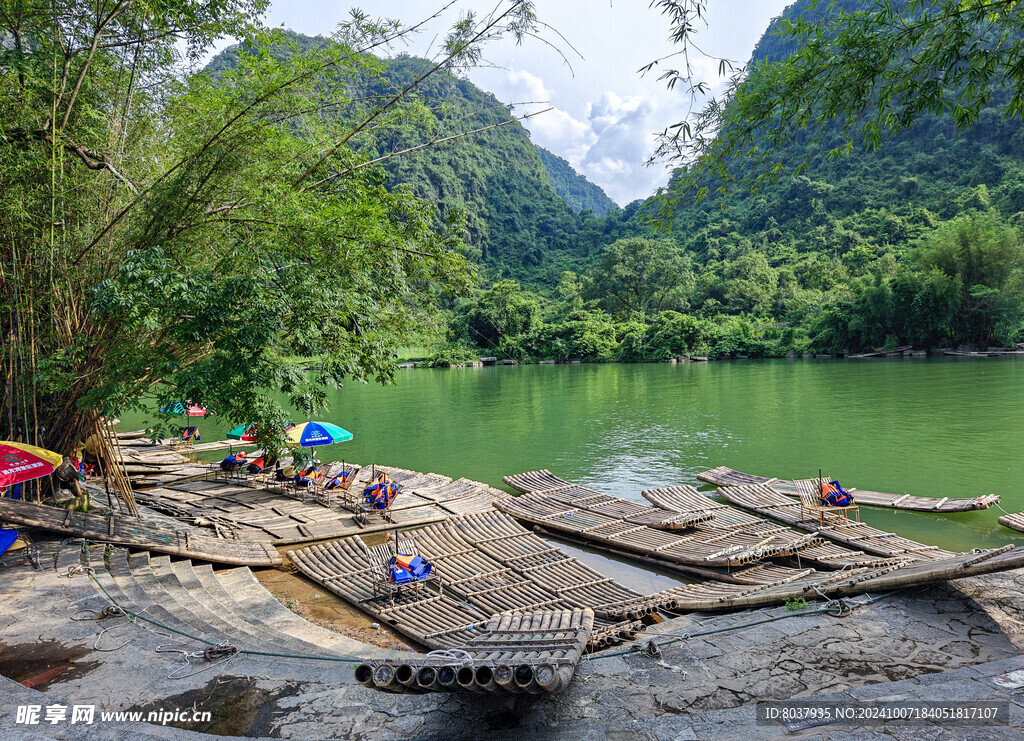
[591,591,896,661]
[157,643,241,679]
[70,604,127,621]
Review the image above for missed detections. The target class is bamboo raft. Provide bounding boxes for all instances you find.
[698,466,1000,512]
[997,511,1024,534]
[502,470,712,530]
[659,544,1024,611]
[0,497,281,566]
[291,509,1024,657]
[354,608,594,695]
[716,484,959,561]
[289,512,651,650]
[500,471,820,568]
[496,490,820,567]
[641,485,908,571]
[132,464,508,544]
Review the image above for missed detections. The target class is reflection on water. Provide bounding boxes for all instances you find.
[537,534,692,592]
[119,357,1024,552]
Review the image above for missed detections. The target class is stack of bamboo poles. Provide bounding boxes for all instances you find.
[91,414,139,517]
[355,608,594,695]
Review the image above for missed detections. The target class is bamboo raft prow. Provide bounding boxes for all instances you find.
[354,607,594,695]
[697,466,1000,512]
[997,511,1024,534]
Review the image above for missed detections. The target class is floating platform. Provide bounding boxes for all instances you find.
[501,470,821,568]
[289,512,654,652]
[697,466,999,512]
[134,464,508,544]
[716,484,958,560]
[0,497,281,566]
[641,485,909,571]
[290,508,1024,675]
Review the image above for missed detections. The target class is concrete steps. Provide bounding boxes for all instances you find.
[76,544,387,668]
[200,565,379,656]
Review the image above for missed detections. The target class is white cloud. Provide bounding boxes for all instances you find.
[479,69,677,205]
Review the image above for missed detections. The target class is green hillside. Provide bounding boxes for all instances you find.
[536,147,619,217]
[204,34,625,286]
[437,0,1024,362]
[203,16,1024,363]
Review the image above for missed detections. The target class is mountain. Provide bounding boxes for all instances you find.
[651,0,1024,351]
[536,147,619,217]
[204,36,621,286]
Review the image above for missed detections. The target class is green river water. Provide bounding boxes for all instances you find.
[123,357,1024,554]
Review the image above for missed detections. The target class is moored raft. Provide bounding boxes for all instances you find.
[716,483,959,560]
[503,469,711,530]
[0,496,281,566]
[997,510,1024,534]
[289,513,652,650]
[654,544,1024,611]
[697,466,1000,512]
[130,464,508,544]
[642,485,910,571]
[354,607,594,695]
[495,490,820,567]
[500,472,821,568]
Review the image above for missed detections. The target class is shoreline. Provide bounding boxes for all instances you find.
[3,540,1022,739]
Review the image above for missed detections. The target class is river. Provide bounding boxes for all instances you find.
[122,357,1024,553]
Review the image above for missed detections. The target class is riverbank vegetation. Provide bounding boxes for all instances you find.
[0,0,540,453]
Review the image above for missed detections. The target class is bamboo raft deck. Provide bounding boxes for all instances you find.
[659,544,1024,611]
[997,511,1024,533]
[289,512,652,651]
[500,471,820,568]
[290,509,1024,654]
[132,464,509,544]
[354,608,594,695]
[717,484,959,561]
[496,490,820,568]
[698,466,1000,512]
[0,497,281,566]
[502,470,712,530]
[641,485,908,571]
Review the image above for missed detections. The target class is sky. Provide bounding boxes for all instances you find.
[254,1,794,205]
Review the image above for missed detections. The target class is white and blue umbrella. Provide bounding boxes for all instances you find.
[285,422,353,447]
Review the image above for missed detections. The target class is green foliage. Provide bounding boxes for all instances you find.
[1,2,543,454]
[785,596,809,612]
[589,237,692,318]
[424,343,480,368]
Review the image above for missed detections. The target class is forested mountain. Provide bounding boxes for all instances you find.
[205,34,625,285]
[653,0,1024,353]
[204,14,1024,364]
[536,147,619,217]
[435,0,1024,362]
